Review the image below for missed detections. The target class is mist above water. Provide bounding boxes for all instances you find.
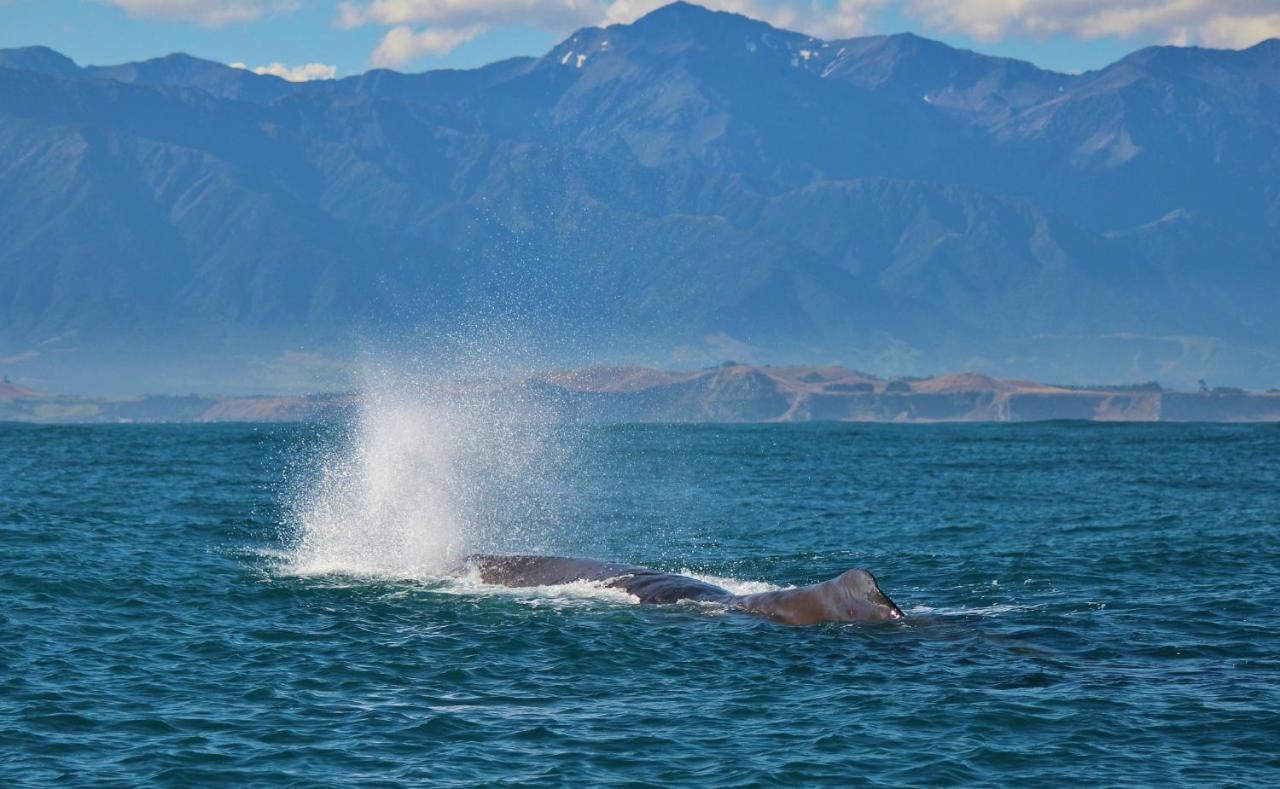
[283,360,572,580]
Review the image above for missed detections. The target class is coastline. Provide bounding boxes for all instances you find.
[3,365,1278,424]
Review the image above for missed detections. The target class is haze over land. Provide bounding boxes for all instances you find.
[3,365,1277,424]
[1,2,1278,394]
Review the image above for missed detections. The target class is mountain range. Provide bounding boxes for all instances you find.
[1,2,1277,393]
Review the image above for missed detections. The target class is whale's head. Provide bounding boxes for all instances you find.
[831,568,905,622]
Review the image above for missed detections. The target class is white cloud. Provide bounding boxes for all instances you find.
[337,0,601,31]
[336,0,1280,69]
[370,24,488,66]
[230,61,339,80]
[1198,11,1280,48]
[99,0,299,26]
[904,0,1280,48]
[337,0,887,39]
[338,0,890,68]
[93,0,1280,49]
[599,0,884,38]
[335,0,366,29]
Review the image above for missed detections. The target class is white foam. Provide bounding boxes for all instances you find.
[435,564,781,609]
[679,570,785,596]
[408,563,634,608]
[910,603,1027,617]
[277,549,787,614]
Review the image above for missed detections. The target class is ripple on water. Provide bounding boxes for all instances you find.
[1,422,1279,784]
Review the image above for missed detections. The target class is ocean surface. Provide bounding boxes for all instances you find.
[2,417,1278,785]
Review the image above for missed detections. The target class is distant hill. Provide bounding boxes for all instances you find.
[2,366,1277,424]
[0,378,41,400]
[1,2,1278,393]
[530,365,1280,422]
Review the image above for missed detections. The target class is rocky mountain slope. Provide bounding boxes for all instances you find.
[1,3,1277,392]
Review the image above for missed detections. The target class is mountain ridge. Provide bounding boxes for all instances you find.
[0,3,1277,394]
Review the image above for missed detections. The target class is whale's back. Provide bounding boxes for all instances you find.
[468,554,636,587]
[467,554,901,623]
[468,554,733,604]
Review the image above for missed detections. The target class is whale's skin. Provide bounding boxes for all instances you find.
[466,555,904,625]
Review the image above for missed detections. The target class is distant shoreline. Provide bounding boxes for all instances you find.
[3,365,1279,424]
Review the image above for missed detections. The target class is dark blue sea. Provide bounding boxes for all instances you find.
[3,418,1278,785]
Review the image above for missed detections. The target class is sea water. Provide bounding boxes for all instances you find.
[2,419,1278,784]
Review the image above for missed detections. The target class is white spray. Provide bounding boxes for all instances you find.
[284,361,570,580]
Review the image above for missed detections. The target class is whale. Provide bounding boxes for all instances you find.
[466,554,905,625]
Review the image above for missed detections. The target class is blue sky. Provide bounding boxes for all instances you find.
[1,1,1277,78]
